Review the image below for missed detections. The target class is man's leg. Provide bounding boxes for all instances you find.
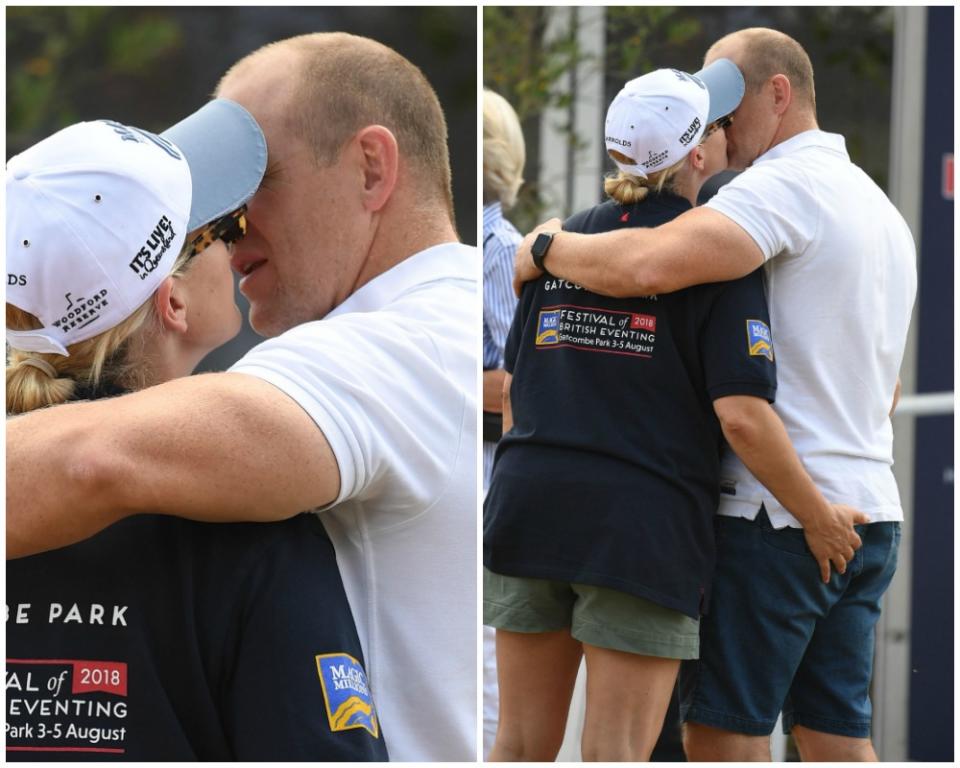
[679,512,831,757]
[683,722,771,761]
[488,628,583,761]
[782,522,900,761]
[792,726,878,761]
[580,644,679,761]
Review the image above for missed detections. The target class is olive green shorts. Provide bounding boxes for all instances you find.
[483,568,699,659]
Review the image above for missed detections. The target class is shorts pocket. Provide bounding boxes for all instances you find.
[759,520,811,557]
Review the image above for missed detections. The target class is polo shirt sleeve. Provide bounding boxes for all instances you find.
[700,271,777,402]
[705,161,820,262]
[230,309,463,510]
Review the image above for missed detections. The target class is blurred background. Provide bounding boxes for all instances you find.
[7,5,477,370]
[484,5,953,762]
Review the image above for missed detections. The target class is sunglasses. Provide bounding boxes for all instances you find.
[185,205,248,259]
[702,114,734,141]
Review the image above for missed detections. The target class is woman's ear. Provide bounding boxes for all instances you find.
[153,275,188,335]
[355,125,399,213]
[689,145,706,172]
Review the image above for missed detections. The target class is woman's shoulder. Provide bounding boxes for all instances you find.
[563,200,623,234]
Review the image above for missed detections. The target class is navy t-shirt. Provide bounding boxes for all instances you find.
[7,504,387,759]
[483,192,777,618]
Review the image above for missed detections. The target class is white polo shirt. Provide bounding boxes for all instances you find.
[231,242,478,760]
[706,130,917,528]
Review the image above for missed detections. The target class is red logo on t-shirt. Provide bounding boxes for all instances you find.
[630,313,656,332]
[72,661,127,696]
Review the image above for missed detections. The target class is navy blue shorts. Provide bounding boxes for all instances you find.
[679,507,900,738]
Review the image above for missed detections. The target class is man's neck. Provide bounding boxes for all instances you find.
[349,197,459,296]
[766,110,819,156]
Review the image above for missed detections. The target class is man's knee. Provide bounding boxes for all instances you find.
[683,722,771,761]
[792,724,877,762]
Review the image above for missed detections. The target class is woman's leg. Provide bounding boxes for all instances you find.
[580,643,680,761]
[488,628,583,762]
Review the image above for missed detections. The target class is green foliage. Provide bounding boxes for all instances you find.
[107,16,180,74]
[483,7,587,122]
[484,7,895,221]
[483,7,591,229]
[6,7,183,152]
[605,6,703,81]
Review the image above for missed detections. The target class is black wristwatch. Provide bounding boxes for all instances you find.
[531,231,557,271]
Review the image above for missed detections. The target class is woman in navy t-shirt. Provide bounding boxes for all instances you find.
[484,62,776,761]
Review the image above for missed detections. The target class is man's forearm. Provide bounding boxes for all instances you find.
[515,207,765,297]
[6,403,129,558]
[544,229,657,297]
[7,372,341,559]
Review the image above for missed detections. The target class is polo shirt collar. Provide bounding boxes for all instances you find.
[326,241,475,319]
[754,129,848,164]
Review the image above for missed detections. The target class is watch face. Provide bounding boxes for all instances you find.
[532,232,552,257]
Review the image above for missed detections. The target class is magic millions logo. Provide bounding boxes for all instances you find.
[536,309,560,345]
[315,653,379,738]
[746,319,774,361]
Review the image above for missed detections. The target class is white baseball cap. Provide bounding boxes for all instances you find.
[6,98,267,356]
[604,58,744,179]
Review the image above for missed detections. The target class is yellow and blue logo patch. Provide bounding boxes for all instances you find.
[746,319,774,361]
[536,310,560,345]
[316,653,379,738]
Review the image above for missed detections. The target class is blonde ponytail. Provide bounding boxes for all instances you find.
[6,302,157,414]
[603,151,687,207]
[6,246,195,414]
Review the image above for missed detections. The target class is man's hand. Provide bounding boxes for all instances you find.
[513,217,562,296]
[803,504,871,584]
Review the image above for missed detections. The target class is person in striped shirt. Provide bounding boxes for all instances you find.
[481,88,525,759]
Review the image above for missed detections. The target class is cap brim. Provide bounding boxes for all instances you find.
[694,58,745,124]
[161,99,267,232]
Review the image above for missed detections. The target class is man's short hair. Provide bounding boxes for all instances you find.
[221,33,453,214]
[710,28,816,112]
[483,90,525,209]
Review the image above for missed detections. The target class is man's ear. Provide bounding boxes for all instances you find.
[770,73,793,116]
[355,125,399,213]
[153,275,188,335]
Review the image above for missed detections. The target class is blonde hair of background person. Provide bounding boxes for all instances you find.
[483,89,525,209]
[6,249,193,415]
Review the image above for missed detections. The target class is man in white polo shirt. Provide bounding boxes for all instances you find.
[7,33,476,761]
[513,27,916,762]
